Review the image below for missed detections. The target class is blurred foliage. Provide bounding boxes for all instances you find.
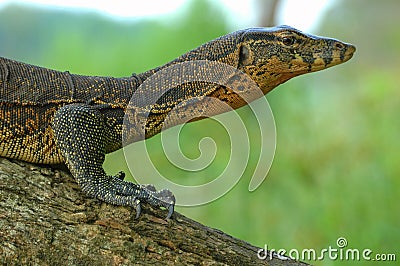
[0,0,398,265]
[0,0,228,74]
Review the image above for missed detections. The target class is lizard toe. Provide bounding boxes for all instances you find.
[153,189,175,219]
[142,184,157,192]
[114,171,125,180]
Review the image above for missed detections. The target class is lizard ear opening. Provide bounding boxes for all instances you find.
[238,44,253,67]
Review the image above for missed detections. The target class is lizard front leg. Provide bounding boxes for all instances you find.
[52,103,175,219]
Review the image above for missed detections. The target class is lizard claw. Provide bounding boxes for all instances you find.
[166,203,174,220]
[134,198,141,219]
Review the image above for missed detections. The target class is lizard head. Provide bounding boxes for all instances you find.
[235,25,356,94]
[139,26,355,113]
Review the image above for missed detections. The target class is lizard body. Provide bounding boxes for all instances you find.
[0,26,355,218]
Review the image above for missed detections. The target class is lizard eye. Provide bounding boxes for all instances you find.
[282,36,296,46]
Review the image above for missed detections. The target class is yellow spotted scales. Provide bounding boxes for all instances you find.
[0,26,355,218]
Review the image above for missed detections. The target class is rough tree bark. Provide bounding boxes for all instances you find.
[0,158,309,265]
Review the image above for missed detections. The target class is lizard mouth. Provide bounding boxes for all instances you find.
[284,44,356,74]
[310,47,356,72]
[312,43,356,70]
[340,45,356,62]
[335,43,356,64]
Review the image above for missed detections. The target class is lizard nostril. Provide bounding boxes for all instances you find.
[334,42,346,50]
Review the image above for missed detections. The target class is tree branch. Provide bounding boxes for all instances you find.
[0,158,308,265]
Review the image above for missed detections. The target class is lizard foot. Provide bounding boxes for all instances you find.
[104,175,175,220]
[52,104,175,220]
[138,184,175,219]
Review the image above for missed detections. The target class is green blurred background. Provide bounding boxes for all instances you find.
[0,0,398,265]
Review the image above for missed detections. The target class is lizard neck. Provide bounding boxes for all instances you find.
[68,73,142,108]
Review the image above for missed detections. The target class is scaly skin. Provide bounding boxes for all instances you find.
[0,26,355,219]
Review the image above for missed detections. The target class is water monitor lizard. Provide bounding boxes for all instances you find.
[0,26,355,219]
